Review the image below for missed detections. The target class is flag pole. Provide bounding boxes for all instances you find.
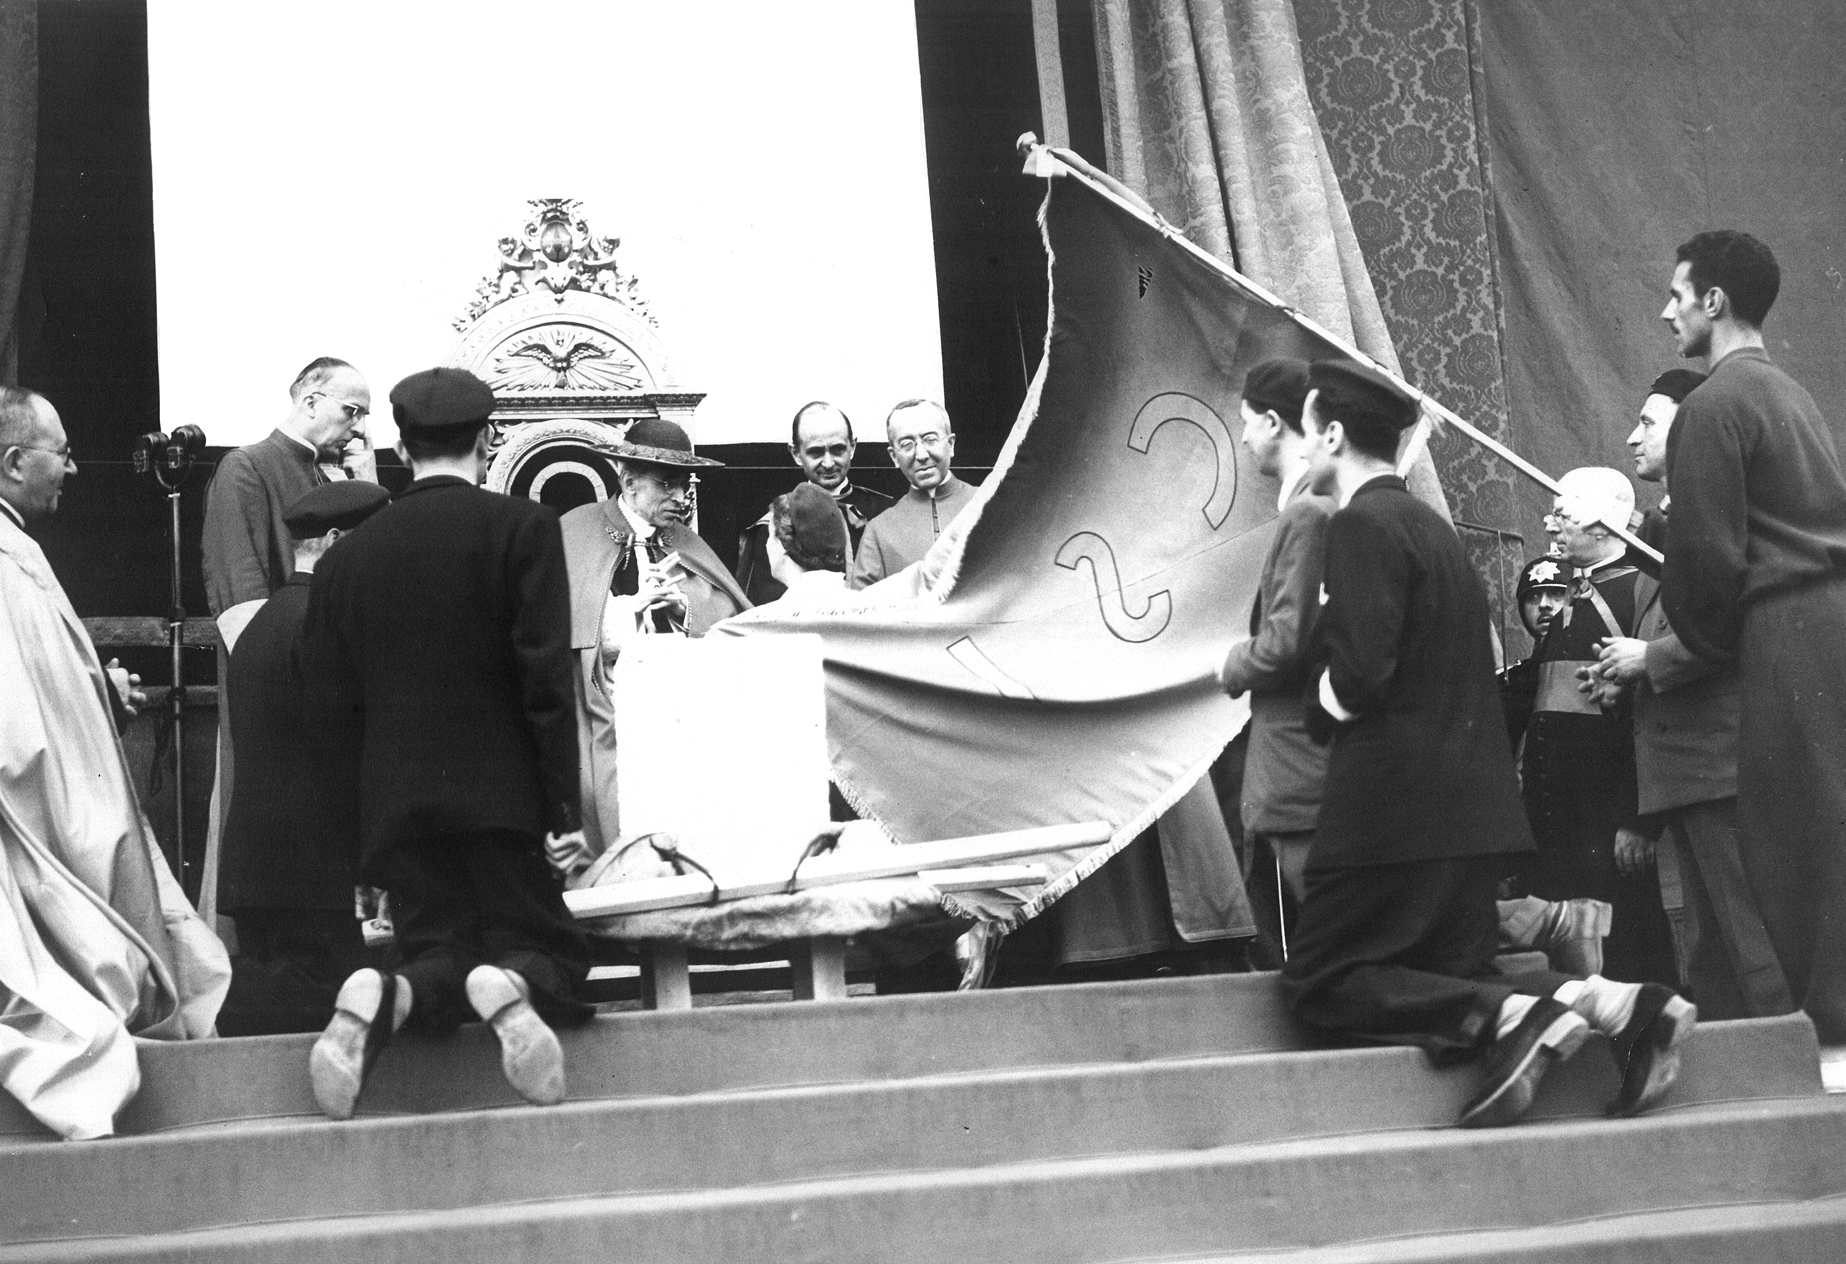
[1016,135,1664,568]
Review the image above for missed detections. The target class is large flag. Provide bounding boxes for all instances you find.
[716,155,1368,923]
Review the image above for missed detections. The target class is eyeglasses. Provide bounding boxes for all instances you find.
[893,432,944,455]
[15,443,74,465]
[313,394,370,423]
[636,469,695,493]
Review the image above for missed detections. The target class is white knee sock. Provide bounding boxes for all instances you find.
[1555,975,1638,1036]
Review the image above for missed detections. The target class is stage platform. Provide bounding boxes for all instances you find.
[1,973,1840,1262]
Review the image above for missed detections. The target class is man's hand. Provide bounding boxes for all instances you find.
[105,658,147,716]
[1614,826,1657,877]
[1576,663,1625,711]
[545,830,594,881]
[637,550,689,620]
[1595,637,1650,687]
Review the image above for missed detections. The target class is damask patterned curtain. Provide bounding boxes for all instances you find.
[0,0,35,383]
[1088,0,1449,517]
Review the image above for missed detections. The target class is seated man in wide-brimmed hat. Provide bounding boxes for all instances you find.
[557,418,752,857]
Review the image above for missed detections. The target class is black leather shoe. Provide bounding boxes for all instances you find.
[1459,998,1591,1128]
[309,969,398,1121]
[1606,984,1696,1117]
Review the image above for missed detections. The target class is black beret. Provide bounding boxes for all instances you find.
[773,482,849,571]
[1242,358,1311,422]
[1308,358,1419,433]
[1647,368,1707,405]
[283,480,390,539]
[1515,554,1568,603]
[390,367,496,437]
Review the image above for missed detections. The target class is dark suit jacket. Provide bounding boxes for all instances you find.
[1629,569,1740,814]
[734,481,893,605]
[220,575,353,911]
[300,476,580,872]
[1311,475,1533,867]
[202,429,325,615]
[1219,481,1336,835]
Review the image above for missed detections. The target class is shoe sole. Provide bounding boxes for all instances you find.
[309,970,385,1121]
[467,967,567,1107]
[1460,1011,1591,1128]
[1609,995,1697,1117]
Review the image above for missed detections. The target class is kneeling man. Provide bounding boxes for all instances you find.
[302,368,591,1117]
[1287,359,1693,1127]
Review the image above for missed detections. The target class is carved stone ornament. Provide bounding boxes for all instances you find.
[447,199,706,514]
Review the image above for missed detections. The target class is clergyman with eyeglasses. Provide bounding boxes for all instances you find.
[555,417,751,857]
[850,398,978,589]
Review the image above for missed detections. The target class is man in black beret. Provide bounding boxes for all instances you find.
[755,481,859,611]
[1218,357,1336,965]
[733,401,893,604]
[217,479,390,1036]
[557,416,751,855]
[1285,358,1695,1127]
[300,367,590,1118]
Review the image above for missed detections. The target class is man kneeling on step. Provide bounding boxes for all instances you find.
[300,367,592,1118]
[1290,358,1695,1127]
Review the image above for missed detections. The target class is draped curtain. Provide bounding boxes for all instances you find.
[0,0,35,383]
[1088,0,1450,519]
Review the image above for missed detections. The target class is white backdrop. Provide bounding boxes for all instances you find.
[146,0,943,448]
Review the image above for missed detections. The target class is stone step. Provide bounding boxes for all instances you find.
[0,1014,1812,1245]
[1173,1197,1846,1262]
[2,972,1306,1140]
[6,1097,1842,1263]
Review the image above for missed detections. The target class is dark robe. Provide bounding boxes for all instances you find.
[1663,346,1846,1042]
[1519,561,1677,987]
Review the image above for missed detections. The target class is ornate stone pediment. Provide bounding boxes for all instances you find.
[448,199,704,512]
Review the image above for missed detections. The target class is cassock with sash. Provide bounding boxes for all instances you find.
[558,498,751,854]
[1519,557,1677,987]
[0,504,230,1139]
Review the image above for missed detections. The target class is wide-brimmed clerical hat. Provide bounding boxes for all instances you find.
[610,417,724,469]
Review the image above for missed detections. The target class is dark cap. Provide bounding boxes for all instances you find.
[1646,368,1707,405]
[1308,359,1419,433]
[772,482,849,572]
[1515,554,1568,603]
[390,367,496,438]
[611,417,724,469]
[1242,358,1311,423]
[283,480,390,539]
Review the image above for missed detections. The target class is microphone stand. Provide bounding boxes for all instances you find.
[135,426,206,887]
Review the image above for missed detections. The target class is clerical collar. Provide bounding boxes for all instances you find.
[277,424,320,458]
[617,497,657,541]
[828,479,855,500]
[0,497,22,529]
[1578,550,1629,577]
[914,475,958,500]
[1660,494,1671,514]
[1276,456,1310,513]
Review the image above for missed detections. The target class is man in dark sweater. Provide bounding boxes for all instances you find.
[1288,359,1693,1127]
[1657,230,1846,1082]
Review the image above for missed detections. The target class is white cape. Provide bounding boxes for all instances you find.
[0,512,230,1139]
